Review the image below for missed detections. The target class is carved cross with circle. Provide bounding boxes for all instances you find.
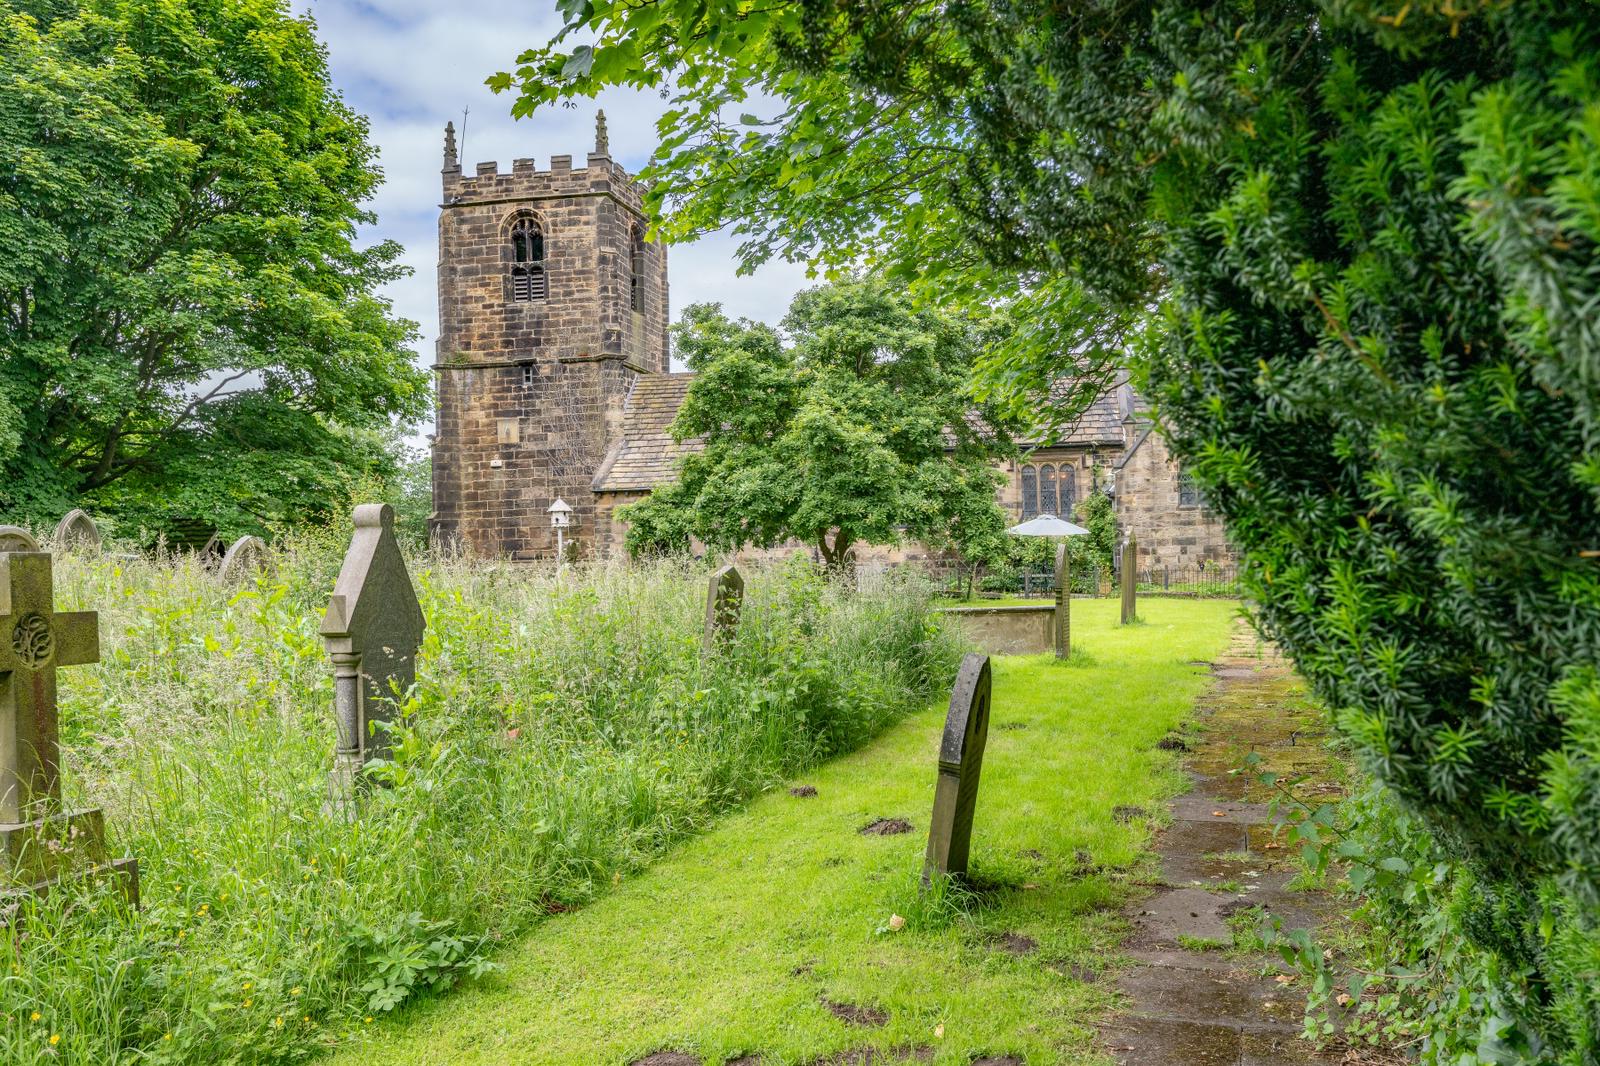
[0,552,99,822]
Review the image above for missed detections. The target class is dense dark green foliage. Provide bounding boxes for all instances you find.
[0,0,426,536]
[509,1,1600,1058]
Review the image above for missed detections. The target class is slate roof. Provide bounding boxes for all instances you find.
[593,372,1130,493]
[1018,380,1127,448]
[592,374,701,492]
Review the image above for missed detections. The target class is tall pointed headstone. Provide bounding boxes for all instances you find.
[1120,532,1138,625]
[923,653,993,882]
[0,548,137,910]
[1054,543,1071,659]
[702,564,743,657]
[319,505,425,788]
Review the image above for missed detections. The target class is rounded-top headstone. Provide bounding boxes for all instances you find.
[218,535,269,582]
[0,526,41,553]
[53,509,102,552]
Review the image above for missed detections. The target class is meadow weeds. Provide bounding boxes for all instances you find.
[2,538,962,1064]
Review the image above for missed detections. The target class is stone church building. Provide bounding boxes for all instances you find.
[428,119,1232,571]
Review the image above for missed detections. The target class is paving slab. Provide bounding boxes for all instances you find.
[1099,624,1336,1066]
[1171,797,1271,825]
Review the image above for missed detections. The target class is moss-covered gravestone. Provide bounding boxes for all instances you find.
[320,505,425,795]
[923,652,992,883]
[0,548,137,913]
[1054,543,1070,659]
[1119,532,1138,625]
[702,564,743,656]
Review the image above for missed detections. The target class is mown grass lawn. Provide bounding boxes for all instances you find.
[325,599,1237,1066]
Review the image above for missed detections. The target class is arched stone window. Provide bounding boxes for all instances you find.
[510,217,546,302]
[1060,466,1077,513]
[629,224,646,312]
[1020,465,1038,520]
[1178,471,1203,508]
[1040,464,1058,516]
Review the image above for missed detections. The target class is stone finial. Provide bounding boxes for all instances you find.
[595,109,609,156]
[443,121,458,170]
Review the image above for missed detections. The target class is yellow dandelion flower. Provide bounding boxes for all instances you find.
[290,987,302,996]
[49,1034,60,1046]
[242,982,252,992]
[243,999,253,1008]
[163,1033,172,1041]
[29,1011,40,1021]
[364,1016,373,1024]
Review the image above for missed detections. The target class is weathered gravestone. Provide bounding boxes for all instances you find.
[702,564,743,656]
[0,528,39,554]
[924,652,992,883]
[217,536,268,583]
[1054,543,1071,660]
[319,505,425,790]
[0,547,137,910]
[1119,532,1139,625]
[52,509,101,553]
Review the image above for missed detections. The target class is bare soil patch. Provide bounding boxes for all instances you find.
[858,817,912,836]
[821,998,889,1027]
[789,785,818,798]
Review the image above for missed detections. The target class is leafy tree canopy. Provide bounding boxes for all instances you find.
[0,0,427,537]
[623,279,1008,567]
[509,2,1600,1058]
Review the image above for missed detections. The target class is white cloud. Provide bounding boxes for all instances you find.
[304,0,810,438]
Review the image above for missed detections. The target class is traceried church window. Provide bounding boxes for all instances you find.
[510,217,546,302]
[629,224,645,312]
[1039,464,1058,516]
[1060,467,1077,513]
[1178,471,1204,508]
[1020,465,1038,520]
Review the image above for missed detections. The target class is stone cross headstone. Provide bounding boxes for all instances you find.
[0,528,38,554]
[217,536,268,583]
[923,652,992,882]
[0,548,137,905]
[1120,532,1138,625]
[52,510,101,553]
[1054,543,1071,659]
[702,564,743,656]
[319,505,425,779]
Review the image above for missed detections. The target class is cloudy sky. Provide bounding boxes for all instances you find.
[304,0,811,435]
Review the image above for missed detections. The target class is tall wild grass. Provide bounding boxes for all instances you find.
[1,537,962,1064]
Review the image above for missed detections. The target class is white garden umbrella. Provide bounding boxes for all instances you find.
[1007,513,1090,538]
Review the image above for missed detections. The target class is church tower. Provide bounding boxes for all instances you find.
[429,112,669,558]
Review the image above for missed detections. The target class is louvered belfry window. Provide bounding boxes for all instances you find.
[510,218,546,302]
[630,224,646,312]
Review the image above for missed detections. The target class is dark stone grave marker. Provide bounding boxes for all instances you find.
[924,652,992,882]
[1054,542,1070,659]
[1120,532,1139,625]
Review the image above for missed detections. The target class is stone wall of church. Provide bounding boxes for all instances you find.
[1114,429,1233,571]
[431,144,668,559]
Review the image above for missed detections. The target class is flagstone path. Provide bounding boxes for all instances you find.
[1098,625,1344,1066]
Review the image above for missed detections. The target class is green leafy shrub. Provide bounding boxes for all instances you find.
[0,544,961,1064]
